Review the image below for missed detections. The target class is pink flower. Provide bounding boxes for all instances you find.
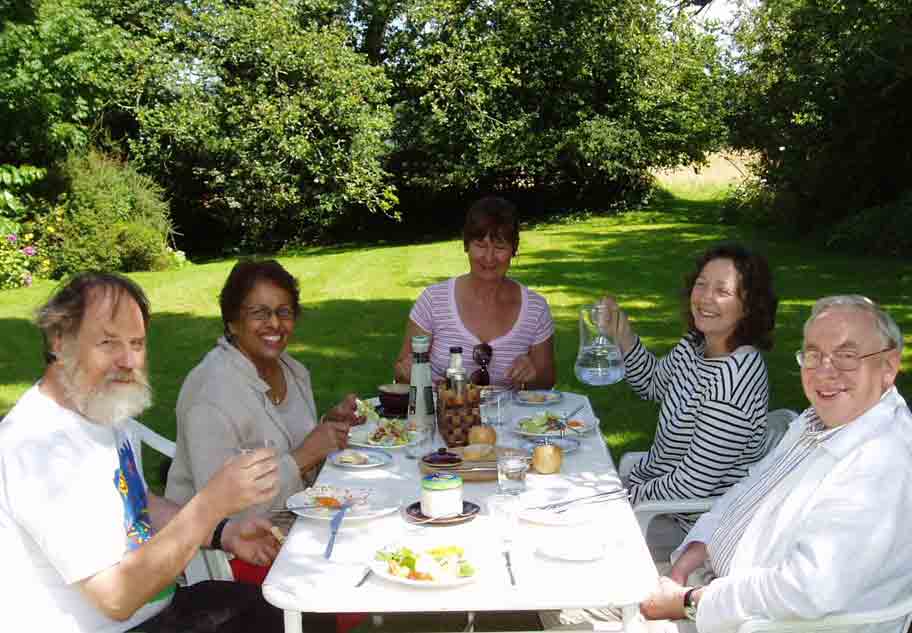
[5,234,16,244]
[22,246,36,256]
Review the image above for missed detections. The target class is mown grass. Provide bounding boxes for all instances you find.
[1,182,909,490]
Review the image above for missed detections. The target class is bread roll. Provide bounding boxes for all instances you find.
[462,443,497,461]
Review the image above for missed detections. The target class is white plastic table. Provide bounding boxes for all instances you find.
[263,392,658,632]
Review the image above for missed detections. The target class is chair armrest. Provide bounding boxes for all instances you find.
[736,594,912,633]
[633,498,714,537]
[618,451,647,480]
[130,420,176,458]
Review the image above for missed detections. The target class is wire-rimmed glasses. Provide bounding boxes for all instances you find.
[795,347,893,371]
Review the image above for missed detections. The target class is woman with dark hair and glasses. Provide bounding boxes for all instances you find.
[599,243,777,545]
[166,259,362,581]
[394,196,556,389]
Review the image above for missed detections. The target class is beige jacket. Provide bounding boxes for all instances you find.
[165,337,319,514]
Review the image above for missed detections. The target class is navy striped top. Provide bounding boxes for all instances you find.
[625,333,769,515]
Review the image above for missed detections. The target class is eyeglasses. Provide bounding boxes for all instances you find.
[471,343,492,386]
[243,304,295,322]
[795,347,893,371]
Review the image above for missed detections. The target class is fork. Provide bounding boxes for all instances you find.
[528,489,626,512]
[551,491,628,513]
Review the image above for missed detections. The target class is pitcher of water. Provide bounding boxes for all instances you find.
[575,304,625,385]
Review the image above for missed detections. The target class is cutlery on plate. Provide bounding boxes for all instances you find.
[324,501,353,559]
[558,403,587,434]
[503,551,516,586]
[552,490,628,513]
[527,489,626,512]
[355,567,373,587]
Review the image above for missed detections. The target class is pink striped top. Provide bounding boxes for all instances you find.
[409,277,555,386]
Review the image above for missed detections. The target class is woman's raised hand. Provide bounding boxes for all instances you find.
[599,295,636,353]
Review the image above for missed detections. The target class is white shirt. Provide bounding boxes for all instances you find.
[0,386,171,632]
[674,387,912,633]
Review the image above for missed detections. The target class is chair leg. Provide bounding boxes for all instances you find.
[463,611,475,632]
[284,610,303,633]
[371,614,384,628]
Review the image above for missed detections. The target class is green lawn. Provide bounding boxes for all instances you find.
[2,184,909,490]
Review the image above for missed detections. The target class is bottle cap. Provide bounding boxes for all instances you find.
[411,335,430,353]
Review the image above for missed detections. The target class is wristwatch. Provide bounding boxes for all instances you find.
[683,586,700,621]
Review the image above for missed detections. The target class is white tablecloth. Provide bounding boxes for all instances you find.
[262,392,658,630]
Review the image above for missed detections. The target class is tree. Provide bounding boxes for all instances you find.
[726,0,912,236]
[384,0,728,211]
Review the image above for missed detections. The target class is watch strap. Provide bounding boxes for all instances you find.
[683,586,700,621]
[210,518,230,550]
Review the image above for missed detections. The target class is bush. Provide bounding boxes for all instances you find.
[31,150,174,277]
[826,191,912,258]
[0,232,41,289]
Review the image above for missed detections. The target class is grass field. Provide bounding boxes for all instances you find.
[1,179,909,490]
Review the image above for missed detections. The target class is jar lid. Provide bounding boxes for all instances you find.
[412,334,430,353]
[422,472,463,490]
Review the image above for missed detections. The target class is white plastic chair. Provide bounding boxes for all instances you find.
[735,592,912,632]
[619,408,799,538]
[129,420,234,584]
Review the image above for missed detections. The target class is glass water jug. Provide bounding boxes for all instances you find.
[574,304,625,386]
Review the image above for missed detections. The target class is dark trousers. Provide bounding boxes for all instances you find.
[132,581,336,633]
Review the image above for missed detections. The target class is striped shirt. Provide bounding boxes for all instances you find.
[625,334,769,519]
[409,277,555,386]
[707,411,843,576]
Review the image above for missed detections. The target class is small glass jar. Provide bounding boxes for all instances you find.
[420,473,464,518]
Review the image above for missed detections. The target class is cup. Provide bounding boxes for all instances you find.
[487,494,521,546]
[235,438,276,456]
[480,386,508,427]
[405,426,433,459]
[497,454,529,495]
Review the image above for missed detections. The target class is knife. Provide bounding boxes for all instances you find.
[324,502,352,559]
[503,551,516,586]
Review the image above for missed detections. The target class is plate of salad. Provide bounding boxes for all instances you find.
[372,543,477,588]
[349,418,416,448]
[514,411,594,437]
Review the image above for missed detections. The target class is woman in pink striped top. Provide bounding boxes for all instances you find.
[394,196,556,388]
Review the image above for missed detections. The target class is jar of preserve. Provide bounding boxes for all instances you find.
[419,473,464,518]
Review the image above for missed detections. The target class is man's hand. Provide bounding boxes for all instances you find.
[324,393,363,426]
[203,448,279,518]
[640,576,689,621]
[221,516,282,567]
[506,353,537,387]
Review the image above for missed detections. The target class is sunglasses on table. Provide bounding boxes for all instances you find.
[471,343,492,386]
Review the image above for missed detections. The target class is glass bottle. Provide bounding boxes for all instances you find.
[408,335,436,436]
[445,346,463,389]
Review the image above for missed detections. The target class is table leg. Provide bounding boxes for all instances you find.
[283,609,303,633]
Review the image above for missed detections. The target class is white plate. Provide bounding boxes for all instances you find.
[329,448,393,469]
[286,486,399,521]
[349,422,416,449]
[514,389,563,406]
[519,504,601,526]
[537,540,608,561]
[514,415,595,438]
[371,544,478,588]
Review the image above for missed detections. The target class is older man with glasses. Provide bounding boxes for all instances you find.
[622,295,910,633]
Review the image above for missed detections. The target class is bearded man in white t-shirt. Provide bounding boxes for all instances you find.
[0,273,288,633]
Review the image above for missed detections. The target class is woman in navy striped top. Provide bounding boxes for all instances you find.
[394,196,556,389]
[601,243,778,519]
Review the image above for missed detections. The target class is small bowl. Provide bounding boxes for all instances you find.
[378,383,410,417]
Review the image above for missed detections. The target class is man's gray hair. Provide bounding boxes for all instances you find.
[804,295,903,354]
[35,272,151,365]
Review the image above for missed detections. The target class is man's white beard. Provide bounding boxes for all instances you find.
[57,347,152,427]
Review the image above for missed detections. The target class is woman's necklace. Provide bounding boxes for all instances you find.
[263,364,287,406]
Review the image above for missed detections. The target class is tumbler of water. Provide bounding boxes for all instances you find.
[575,304,625,386]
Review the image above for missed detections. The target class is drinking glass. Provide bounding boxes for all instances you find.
[487,494,521,546]
[480,386,508,427]
[575,304,625,386]
[405,422,434,459]
[497,454,528,495]
[235,437,276,456]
